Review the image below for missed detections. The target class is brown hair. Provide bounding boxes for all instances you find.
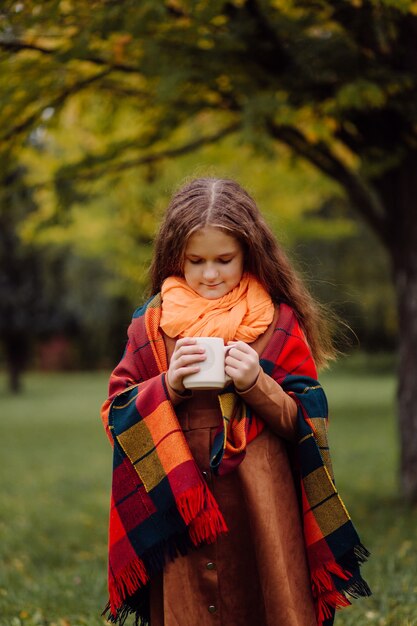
[150,177,336,368]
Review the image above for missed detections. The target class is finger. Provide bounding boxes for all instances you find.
[172,346,206,362]
[225,354,243,368]
[226,342,254,357]
[174,353,206,368]
[174,344,205,358]
[173,340,205,357]
[176,364,201,377]
[226,349,256,365]
[226,340,249,350]
[175,337,198,349]
[226,357,254,373]
[168,363,201,391]
[224,363,240,376]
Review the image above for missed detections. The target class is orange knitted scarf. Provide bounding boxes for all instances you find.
[160,273,275,343]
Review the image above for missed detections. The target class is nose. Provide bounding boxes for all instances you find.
[203,264,219,282]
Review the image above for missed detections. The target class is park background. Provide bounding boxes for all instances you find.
[1,1,417,625]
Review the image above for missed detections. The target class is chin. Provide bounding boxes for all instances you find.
[199,288,226,299]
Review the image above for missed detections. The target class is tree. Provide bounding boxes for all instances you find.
[0,164,73,392]
[1,0,417,497]
[0,166,35,392]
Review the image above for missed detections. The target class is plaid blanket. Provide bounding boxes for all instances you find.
[101,295,371,625]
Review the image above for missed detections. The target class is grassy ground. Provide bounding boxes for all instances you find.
[0,356,416,626]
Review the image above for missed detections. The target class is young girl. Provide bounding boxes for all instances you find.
[101,178,370,626]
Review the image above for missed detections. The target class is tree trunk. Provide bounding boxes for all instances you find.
[394,259,417,501]
[2,331,30,394]
[376,152,417,502]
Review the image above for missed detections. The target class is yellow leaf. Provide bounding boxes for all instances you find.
[197,38,214,50]
[216,75,232,92]
[12,558,25,572]
[112,34,133,64]
[211,15,228,26]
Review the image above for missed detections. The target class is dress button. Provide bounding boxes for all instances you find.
[208,605,217,614]
[206,561,216,570]
[202,471,209,479]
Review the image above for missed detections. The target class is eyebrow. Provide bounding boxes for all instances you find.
[186,252,236,259]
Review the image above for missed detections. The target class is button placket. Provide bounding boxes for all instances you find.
[201,544,219,620]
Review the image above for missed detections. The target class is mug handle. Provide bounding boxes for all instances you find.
[223,345,233,383]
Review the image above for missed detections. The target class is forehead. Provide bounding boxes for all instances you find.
[185,226,241,255]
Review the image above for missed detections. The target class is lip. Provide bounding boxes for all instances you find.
[203,283,222,287]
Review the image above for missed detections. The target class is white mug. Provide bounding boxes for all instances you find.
[183,337,232,390]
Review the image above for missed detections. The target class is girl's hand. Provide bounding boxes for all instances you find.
[167,337,206,393]
[225,341,260,392]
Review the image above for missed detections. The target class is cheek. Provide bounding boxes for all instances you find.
[183,263,198,282]
[228,260,244,282]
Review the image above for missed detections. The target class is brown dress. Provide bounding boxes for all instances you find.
[150,311,317,626]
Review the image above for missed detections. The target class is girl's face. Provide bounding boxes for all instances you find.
[183,226,244,299]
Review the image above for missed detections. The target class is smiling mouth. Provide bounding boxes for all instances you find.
[203,283,222,287]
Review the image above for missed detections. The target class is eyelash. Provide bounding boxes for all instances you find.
[189,259,232,265]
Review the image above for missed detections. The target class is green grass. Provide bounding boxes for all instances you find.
[320,354,417,626]
[0,359,416,626]
[0,372,110,626]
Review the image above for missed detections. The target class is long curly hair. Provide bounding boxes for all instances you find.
[150,177,336,368]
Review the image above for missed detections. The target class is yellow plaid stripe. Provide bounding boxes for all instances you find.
[118,419,166,491]
[218,392,247,456]
[218,392,235,420]
[301,384,322,394]
[112,391,138,410]
[309,417,334,480]
[303,466,337,509]
[305,494,350,539]
[117,400,191,492]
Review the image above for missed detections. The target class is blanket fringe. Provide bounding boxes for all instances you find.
[104,504,226,625]
[312,545,372,626]
[312,560,351,624]
[108,557,148,619]
[175,485,205,524]
[102,599,149,626]
[354,542,371,564]
[176,484,228,545]
[312,560,350,595]
[141,534,191,574]
[188,506,228,545]
[316,590,351,624]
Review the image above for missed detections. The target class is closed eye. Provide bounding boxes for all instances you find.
[187,257,234,265]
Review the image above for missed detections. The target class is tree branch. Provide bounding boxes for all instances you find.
[0,68,112,144]
[268,121,390,245]
[38,122,240,188]
[0,38,140,74]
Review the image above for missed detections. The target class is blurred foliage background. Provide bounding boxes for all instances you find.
[2,0,408,391]
[1,135,398,382]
